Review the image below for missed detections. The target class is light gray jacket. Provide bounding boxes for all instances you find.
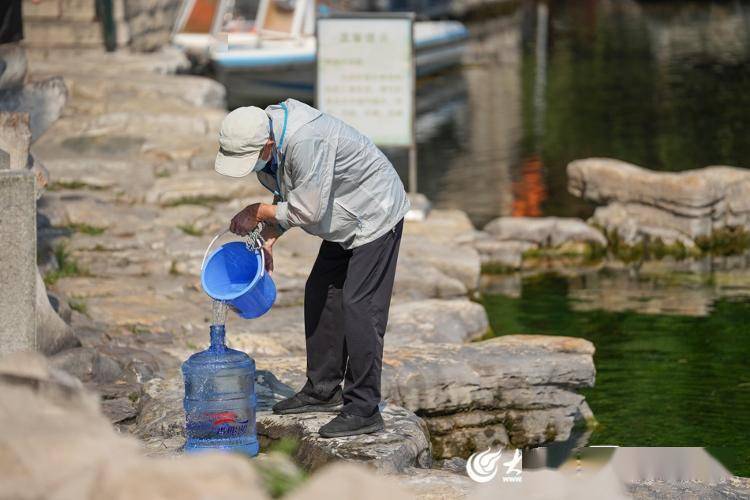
[265,99,410,249]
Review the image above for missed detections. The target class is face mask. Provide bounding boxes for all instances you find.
[252,155,269,172]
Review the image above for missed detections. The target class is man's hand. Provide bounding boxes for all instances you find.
[261,239,275,272]
[230,204,261,235]
[230,203,278,236]
[259,223,282,273]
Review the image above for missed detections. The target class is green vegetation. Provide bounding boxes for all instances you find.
[600,227,748,265]
[48,180,107,191]
[695,227,750,256]
[522,241,606,264]
[165,195,229,207]
[44,244,89,285]
[169,260,180,275]
[177,223,203,237]
[155,169,172,178]
[68,297,88,316]
[65,223,106,236]
[480,242,605,275]
[128,325,150,335]
[476,326,496,341]
[480,262,517,275]
[255,438,308,498]
[479,228,750,275]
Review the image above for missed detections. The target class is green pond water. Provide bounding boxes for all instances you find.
[483,273,750,476]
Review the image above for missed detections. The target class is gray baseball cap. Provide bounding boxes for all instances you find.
[215,106,270,177]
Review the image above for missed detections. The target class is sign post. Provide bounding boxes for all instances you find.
[316,13,417,193]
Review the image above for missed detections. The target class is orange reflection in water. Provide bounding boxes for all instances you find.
[511,155,547,217]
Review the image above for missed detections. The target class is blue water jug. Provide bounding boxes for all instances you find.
[182,324,259,456]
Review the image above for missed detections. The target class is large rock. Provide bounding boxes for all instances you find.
[287,463,413,500]
[472,237,535,268]
[475,217,606,270]
[400,237,481,293]
[145,171,267,205]
[628,477,750,499]
[197,321,594,462]
[0,351,268,500]
[394,258,468,299]
[0,43,26,90]
[134,368,433,474]
[259,404,432,473]
[226,299,489,357]
[567,158,749,217]
[0,77,68,140]
[398,467,476,499]
[36,269,80,354]
[589,202,700,247]
[382,335,596,458]
[484,217,607,247]
[567,158,750,246]
[123,0,182,52]
[43,158,156,193]
[403,209,476,243]
[386,299,489,345]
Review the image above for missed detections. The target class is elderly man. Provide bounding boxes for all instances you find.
[214,99,409,437]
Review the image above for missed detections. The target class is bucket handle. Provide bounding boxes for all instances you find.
[201,227,266,276]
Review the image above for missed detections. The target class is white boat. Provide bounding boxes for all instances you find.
[172,0,469,107]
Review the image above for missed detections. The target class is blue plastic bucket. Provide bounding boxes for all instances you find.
[201,233,276,319]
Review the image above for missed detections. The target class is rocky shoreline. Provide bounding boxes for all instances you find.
[472,158,750,278]
[8,47,598,495]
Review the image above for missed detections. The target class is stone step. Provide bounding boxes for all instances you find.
[23,19,129,49]
[22,0,126,22]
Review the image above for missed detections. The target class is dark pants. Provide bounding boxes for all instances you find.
[301,219,403,417]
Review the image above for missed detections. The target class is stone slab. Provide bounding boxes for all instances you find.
[258,404,433,473]
[134,368,433,474]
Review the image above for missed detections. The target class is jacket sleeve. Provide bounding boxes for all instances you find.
[275,133,336,229]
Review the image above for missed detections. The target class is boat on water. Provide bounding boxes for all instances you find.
[172,0,469,107]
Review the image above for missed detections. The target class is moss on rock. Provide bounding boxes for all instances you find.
[695,227,750,256]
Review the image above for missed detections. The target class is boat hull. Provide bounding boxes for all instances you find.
[213,33,467,108]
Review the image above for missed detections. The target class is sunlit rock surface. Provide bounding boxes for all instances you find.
[474,216,606,271]
[2,353,742,500]
[0,352,269,500]
[568,157,750,247]
[382,335,596,458]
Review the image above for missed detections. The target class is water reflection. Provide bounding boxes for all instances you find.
[411,14,523,227]
[483,272,750,476]
[511,155,547,216]
[416,0,750,226]
[482,253,750,317]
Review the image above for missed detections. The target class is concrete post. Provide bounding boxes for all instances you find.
[0,170,37,354]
